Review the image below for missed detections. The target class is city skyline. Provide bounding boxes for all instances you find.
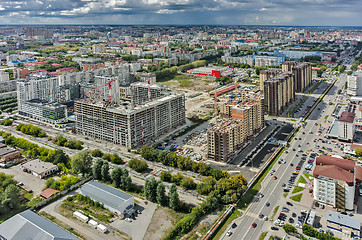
[0,0,360,26]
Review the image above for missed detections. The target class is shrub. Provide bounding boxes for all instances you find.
[128,158,148,172]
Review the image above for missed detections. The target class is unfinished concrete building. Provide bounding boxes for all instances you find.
[208,92,264,162]
[75,84,185,148]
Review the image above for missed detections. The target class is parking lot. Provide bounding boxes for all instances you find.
[0,164,45,196]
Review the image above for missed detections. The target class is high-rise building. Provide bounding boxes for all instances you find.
[207,93,264,162]
[25,28,54,39]
[0,71,9,82]
[259,69,280,94]
[282,61,312,92]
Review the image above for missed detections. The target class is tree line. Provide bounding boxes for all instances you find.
[0,173,21,216]
[45,175,80,191]
[16,124,47,138]
[52,135,83,150]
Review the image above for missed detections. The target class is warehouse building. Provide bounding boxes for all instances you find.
[80,181,134,215]
[187,66,234,77]
[21,159,58,178]
[0,210,80,240]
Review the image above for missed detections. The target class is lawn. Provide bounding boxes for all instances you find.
[292,186,304,194]
[303,173,313,181]
[283,193,288,198]
[270,206,279,221]
[290,193,303,202]
[259,232,268,240]
[297,176,307,184]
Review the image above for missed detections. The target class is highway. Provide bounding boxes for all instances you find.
[224,72,348,240]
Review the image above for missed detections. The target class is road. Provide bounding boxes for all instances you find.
[225,72,348,240]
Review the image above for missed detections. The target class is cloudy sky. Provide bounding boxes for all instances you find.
[0,0,360,26]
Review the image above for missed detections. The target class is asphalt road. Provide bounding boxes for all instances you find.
[225,72,348,240]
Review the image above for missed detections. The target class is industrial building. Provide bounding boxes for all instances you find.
[80,181,134,215]
[0,210,80,240]
[187,66,234,77]
[221,55,284,67]
[75,82,185,149]
[313,155,362,211]
[21,159,59,178]
[207,92,264,162]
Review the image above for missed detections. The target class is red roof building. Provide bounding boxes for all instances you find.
[339,111,355,123]
[40,188,60,199]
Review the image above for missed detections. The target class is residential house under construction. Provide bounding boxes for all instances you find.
[207,92,264,162]
[75,83,185,148]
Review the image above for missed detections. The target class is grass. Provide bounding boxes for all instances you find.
[303,173,313,181]
[39,211,85,239]
[211,210,242,240]
[270,206,279,221]
[28,196,43,208]
[283,193,288,198]
[259,232,268,240]
[292,186,304,194]
[290,193,303,202]
[324,115,329,120]
[297,176,307,184]
[237,148,285,210]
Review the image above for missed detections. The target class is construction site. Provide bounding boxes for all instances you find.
[75,77,186,149]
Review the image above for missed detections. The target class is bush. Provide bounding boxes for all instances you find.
[128,158,148,172]
[16,124,46,137]
[91,149,103,157]
[282,224,297,234]
[0,119,13,126]
[45,175,80,191]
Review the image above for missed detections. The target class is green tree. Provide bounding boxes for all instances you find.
[169,184,180,210]
[283,224,297,234]
[180,177,196,190]
[111,167,122,188]
[101,161,110,182]
[356,148,362,156]
[160,171,172,182]
[144,178,158,202]
[93,159,103,180]
[110,153,123,164]
[156,182,167,206]
[196,176,216,195]
[71,150,93,176]
[91,149,103,157]
[128,158,148,172]
[3,184,21,210]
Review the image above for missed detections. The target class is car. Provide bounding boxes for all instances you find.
[290,163,294,167]
[266,202,270,207]
[292,212,297,217]
[232,223,237,228]
[125,218,132,222]
[341,212,347,215]
[259,213,264,218]
[289,218,294,223]
[264,216,268,221]
[258,193,264,198]
[252,223,257,228]
[281,183,286,187]
[287,201,293,206]
[280,213,287,217]
[296,167,301,170]
[271,226,279,230]
[226,230,232,236]
[282,207,289,211]
[273,176,277,180]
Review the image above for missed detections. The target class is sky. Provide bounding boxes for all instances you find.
[0,0,360,26]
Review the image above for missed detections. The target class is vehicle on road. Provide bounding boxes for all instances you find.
[273,176,277,180]
[287,201,293,206]
[258,193,264,198]
[232,223,237,228]
[252,223,257,228]
[266,202,270,207]
[259,213,264,218]
[226,230,232,236]
[271,227,279,230]
[264,216,268,221]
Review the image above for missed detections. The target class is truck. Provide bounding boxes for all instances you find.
[17,182,32,193]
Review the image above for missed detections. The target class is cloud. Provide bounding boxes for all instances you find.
[0,0,357,25]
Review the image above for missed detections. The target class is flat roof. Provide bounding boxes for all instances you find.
[21,159,58,174]
[327,211,360,230]
[0,210,80,240]
[80,181,133,211]
[339,111,355,123]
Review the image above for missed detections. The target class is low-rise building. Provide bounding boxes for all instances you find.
[0,143,21,163]
[187,66,234,77]
[0,210,80,240]
[327,211,360,238]
[21,159,58,178]
[80,181,134,215]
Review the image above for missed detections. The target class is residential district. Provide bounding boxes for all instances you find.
[0,25,361,240]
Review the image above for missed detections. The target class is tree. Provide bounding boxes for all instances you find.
[93,159,103,180]
[53,149,69,166]
[91,149,103,157]
[317,70,323,77]
[160,171,172,182]
[156,182,167,206]
[246,69,252,78]
[180,177,196,190]
[3,184,20,210]
[144,178,158,202]
[128,158,148,172]
[101,161,110,182]
[356,148,362,156]
[197,176,216,195]
[71,150,93,176]
[111,167,122,188]
[169,184,180,210]
[283,224,297,234]
[110,153,123,164]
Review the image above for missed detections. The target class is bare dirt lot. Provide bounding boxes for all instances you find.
[144,206,184,240]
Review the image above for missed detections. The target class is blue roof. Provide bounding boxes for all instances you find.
[0,210,80,240]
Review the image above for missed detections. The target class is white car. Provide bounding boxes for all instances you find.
[226,230,232,236]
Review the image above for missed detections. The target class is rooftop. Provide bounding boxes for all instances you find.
[0,210,80,240]
[314,164,354,185]
[327,210,361,231]
[80,181,133,212]
[21,159,58,174]
[339,111,355,123]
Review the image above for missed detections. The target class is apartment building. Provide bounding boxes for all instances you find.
[263,72,294,116]
[338,111,355,142]
[282,61,312,92]
[208,93,264,162]
[75,85,185,149]
[260,69,281,94]
[313,155,361,211]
